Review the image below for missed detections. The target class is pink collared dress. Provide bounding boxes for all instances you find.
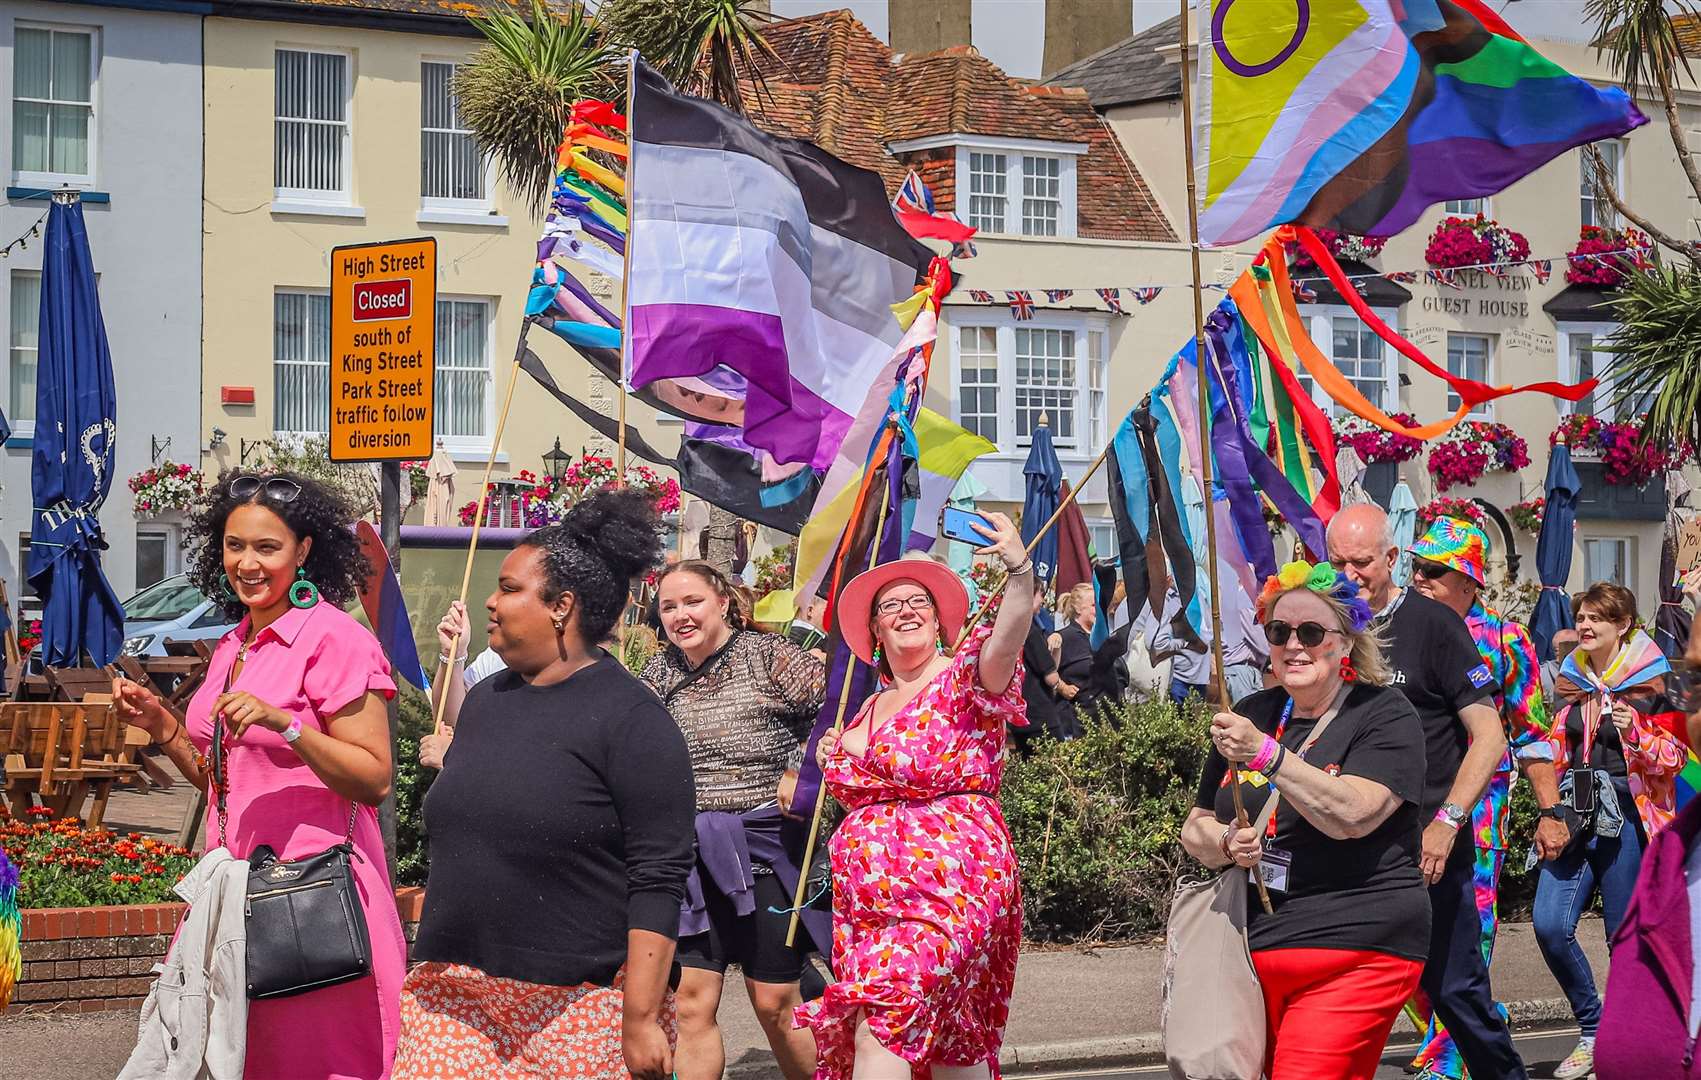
[186,601,405,1080]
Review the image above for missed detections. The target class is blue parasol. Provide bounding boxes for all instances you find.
[1022,423,1063,632]
[1531,437,1582,662]
[26,197,124,667]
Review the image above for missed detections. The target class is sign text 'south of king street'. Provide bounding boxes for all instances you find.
[329,237,436,462]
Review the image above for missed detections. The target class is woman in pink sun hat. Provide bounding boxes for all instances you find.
[794,512,1037,1080]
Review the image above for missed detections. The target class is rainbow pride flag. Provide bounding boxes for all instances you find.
[1678,752,1701,811]
[1194,0,1647,247]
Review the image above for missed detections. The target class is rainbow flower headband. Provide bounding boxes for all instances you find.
[1256,561,1375,633]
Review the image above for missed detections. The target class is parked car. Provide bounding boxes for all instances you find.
[120,575,236,658]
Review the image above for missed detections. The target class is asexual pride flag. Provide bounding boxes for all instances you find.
[626,59,932,469]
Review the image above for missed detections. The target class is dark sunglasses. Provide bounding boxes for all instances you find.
[229,475,302,503]
[1264,620,1340,648]
[1669,662,1701,714]
[1414,560,1454,581]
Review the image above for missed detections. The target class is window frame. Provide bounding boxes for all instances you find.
[7,269,40,438]
[949,140,1080,239]
[1299,303,1400,416]
[12,22,99,189]
[134,524,180,591]
[1583,535,1634,595]
[1581,139,1626,229]
[1446,331,1495,420]
[948,311,1110,458]
[419,57,493,212]
[1443,196,1490,217]
[272,287,331,437]
[274,45,354,206]
[433,293,497,455]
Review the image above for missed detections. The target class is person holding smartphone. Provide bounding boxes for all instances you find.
[1535,582,1687,1080]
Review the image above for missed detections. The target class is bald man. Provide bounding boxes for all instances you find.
[1327,504,1527,1080]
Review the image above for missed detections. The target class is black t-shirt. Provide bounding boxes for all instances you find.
[415,653,697,988]
[1193,684,1431,961]
[1376,590,1495,820]
[1020,622,1058,733]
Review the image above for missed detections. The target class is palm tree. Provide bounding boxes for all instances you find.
[596,0,780,116]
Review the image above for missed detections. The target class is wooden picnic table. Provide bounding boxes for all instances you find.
[2,697,143,827]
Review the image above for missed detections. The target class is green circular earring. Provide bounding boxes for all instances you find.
[219,575,239,603]
[289,567,321,609]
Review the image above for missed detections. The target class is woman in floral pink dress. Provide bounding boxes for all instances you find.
[797,512,1036,1080]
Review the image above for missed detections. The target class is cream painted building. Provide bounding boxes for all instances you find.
[1050,15,1701,603]
[200,0,663,535]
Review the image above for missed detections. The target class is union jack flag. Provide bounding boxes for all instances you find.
[1426,269,1462,291]
[1043,289,1074,304]
[1006,291,1036,321]
[1384,270,1418,284]
[967,289,994,304]
[1484,264,1506,279]
[1096,287,1125,314]
[894,170,936,214]
[1529,259,1553,284]
[1132,286,1162,305]
[1291,280,1318,303]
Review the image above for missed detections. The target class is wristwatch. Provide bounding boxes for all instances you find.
[1537,805,1570,822]
[1435,802,1468,830]
[280,717,304,745]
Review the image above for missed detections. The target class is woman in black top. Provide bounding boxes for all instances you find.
[396,491,696,1080]
[1180,562,1429,1080]
[1018,574,1075,748]
[1050,583,1097,738]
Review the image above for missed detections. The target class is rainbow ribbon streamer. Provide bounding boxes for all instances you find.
[0,848,20,1009]
[535,101,631,354]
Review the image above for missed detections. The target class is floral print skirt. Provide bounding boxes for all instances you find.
[393,963,676,1080]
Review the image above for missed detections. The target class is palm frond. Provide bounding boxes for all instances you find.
[597,0,781,115]
[1586,0,1701,102]
[1600,260,1701,462]
[453,0,622,214]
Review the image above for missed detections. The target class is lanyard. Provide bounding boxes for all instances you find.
[1262,690,1349,842]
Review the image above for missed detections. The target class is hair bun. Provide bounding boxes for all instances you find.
[561,489,664,581]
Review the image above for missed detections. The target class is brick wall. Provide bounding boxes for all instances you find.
[7,887,426,1016]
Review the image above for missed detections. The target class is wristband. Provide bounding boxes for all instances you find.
[1247,735,1279,773]
[1006,558,1034,577]
[1435,802,1467,830]
[280,716,303,746]
[438,651,467,666]
[1219,824,1235,859]
[1261,744,1287,779]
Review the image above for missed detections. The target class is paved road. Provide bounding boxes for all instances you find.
[1085,1028,1585,1079]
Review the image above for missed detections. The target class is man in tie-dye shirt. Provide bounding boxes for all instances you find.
[1406,519,1569,1080]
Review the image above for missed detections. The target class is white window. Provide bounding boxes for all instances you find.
[1088,519,1117,563]
[952,143,1080,237]
[435,297,493,446]
[1022,155,1061,236]
[1559,322,1651,421]
[1582,140,1624,229]
[135,527,179,590]
[951,315,1108,457]
[421,61,486,207]
[273,290,330,435]
[1584,536,1633,593]
[1447,332,1493,419]
[957,325,999,444]
[275,49,350,202]
[8,271,40,430]
[1302,306,1399,414]
[966,152,1007,234]
[1444,197,1486,216]
[12,26,95,186]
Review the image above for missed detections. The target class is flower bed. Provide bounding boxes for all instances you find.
[2,809,196,909]
[1565,224,1652,287]
[1332,413,1422,465]
[1417,496,1487,530]
[1551,413,1687,488]
[1424,215,1530,270]
[127,461,203,519]
[1426,421,1529,493]
[1507,497,1545,534]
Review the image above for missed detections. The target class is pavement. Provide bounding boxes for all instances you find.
[2,919,1607,1080]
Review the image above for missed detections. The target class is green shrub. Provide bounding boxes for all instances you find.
[394,689,437,887]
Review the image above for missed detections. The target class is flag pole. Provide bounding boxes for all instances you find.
[616,49,639,483]
[784,418,900,948]
[431,320,531,736]
[1177,1,1272,914]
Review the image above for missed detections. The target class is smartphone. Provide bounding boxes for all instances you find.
[939,506,994,546]
[1566,769,1598,816]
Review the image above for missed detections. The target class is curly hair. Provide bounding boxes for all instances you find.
[655,561,749,630]
[1264,586,1394,688]
[519,489,664,644]
[185,469,371,621]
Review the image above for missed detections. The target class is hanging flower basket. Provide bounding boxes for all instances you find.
[1423,215,1530,270]
[1331,413,1424,465]
[1550,414,1687,488]
[1417,497,1487,531]
[17,618,42,654]
[1564,224,1653,287]
[752,541,796,607]
[1507,497,1545,534]
[1286,229,1389,272]
[1427,421,1529,492]
[455,458,682,528]
[127,461,204,518]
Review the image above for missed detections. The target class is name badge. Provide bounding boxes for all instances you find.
[1256,847,1293,894]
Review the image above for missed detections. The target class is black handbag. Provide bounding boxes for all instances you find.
[210,672,372,1000]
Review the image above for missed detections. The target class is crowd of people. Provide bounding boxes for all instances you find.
[104,467,1701,1080]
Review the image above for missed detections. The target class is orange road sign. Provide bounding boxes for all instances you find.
[329,237,436,462]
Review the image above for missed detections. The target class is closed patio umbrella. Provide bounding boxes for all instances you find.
[1531,435,1583,662]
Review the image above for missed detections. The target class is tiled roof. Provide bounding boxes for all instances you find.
[746,10,1174,243]
[209,0,542,28]
[1044,14,1182,109]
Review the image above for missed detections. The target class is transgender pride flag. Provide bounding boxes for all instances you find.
[626,59,932,468]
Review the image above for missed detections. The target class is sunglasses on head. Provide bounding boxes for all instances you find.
[1264,620,1340,648]
[229,475,302,504]
[1414,560,1454,581]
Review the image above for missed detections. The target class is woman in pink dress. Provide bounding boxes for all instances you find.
[797,512,1036,1080]
[114,471,405,1080]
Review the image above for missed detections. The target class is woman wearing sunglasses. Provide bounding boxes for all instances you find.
[1532,582,1686,1078]
[797,514,1036,1080]
[112,471,404,1080]
[1181,561,1429,1079]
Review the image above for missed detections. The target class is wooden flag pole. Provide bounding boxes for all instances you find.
[616,49,639,482]
[431,321,531,736]
[1176,1,1272,914]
